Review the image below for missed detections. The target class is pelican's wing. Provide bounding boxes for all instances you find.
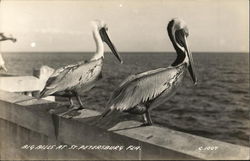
[44,60,90,88]
[107,67,178,111]
[43,64,78,88]
[40,59,101,97]
[0,33,4,38]
[118,68,166,87]
[0,33,7,40]
[49,60,88,78]
[39,64,78,97]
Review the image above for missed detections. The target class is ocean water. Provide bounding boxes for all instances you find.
[3,52,249,147]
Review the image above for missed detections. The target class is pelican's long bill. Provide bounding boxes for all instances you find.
[99,27,123,64]
[183,35,197,85]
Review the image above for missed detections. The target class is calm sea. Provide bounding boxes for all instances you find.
[3,52,249,146]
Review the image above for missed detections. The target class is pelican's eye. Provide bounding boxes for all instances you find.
[105,27,108,31]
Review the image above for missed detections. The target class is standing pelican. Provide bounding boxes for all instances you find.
[16,20,123,114]
[101,18,197,126]
[0,33,17,72]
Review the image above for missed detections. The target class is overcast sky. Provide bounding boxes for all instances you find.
[0,0,249,52]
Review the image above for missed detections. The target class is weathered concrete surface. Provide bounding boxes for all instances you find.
[109,121,250,160]
[0,119,98,160]
[0,101,196,160]
[0,90,249,160]
[0,90,197,160]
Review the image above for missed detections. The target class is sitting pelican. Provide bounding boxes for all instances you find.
[16,20,123,114]
[0,33,17,72]
[101,18,197,126]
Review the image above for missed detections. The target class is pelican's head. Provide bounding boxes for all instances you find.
[167,18,197,85]
[91,20,107,30]
[91,20,123,64]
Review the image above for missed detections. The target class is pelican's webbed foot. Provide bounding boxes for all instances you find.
[140,122,153,127]
[57,96,83,118]
[59,106,84,118]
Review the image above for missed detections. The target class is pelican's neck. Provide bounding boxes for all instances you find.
[168,33,186,67]
[171,49,186,67]
[167,21,187,67]
[91,27,104,61]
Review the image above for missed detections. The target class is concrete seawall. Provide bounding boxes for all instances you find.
[0,90,249,160]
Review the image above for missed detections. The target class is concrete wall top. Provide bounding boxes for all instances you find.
[0,90,249,160]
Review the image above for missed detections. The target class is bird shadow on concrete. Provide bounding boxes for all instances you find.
[72,110,144,131]
[45,104,146,136]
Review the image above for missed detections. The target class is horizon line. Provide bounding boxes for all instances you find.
[2,51,249,54]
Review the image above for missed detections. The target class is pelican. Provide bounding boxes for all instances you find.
[0,33,17,72]
[101,18,197,126]
[0,33,17,43]
[16,20,123,114]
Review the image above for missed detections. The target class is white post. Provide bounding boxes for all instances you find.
[32,65,55,101]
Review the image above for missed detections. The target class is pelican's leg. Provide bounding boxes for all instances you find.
[59,95,85,118]
[59,97,78,118]
[69,97,74,108]
[60,106,81,118]
[142,111,153,126]
[76,94,85,109]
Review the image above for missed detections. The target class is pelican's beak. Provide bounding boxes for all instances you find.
[183,35,197,85]
[99,27,123,64]
[0,65,7,72]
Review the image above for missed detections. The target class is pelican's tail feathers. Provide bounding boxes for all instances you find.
[39,88,54,99]
[100,109,112,118]
[90,108,112,126]
[98,108,112,122]
[39,88,47,98]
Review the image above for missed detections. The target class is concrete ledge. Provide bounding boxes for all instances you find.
[0,90,249,160]
[0,66,55,101]
[0,76,40,92]
[0,119,100,160]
